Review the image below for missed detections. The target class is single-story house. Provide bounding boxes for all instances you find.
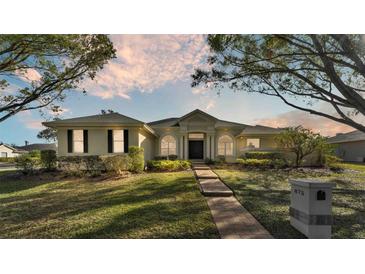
[328,130,365,162]
[0,143,27,158]
[43,109,286,162]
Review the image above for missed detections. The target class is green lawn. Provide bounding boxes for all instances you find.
[214,165,365,239]
[0,171,219,239]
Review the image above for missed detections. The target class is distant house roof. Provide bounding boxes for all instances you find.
[237,125,285,135]
[0,143,27,154]
[16,143,57,151]
[327,130,365,144]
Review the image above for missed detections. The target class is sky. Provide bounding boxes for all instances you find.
[0,34,354,146]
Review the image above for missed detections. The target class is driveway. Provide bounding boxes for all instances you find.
[0,162,16,171]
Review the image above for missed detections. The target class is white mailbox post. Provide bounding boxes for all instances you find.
[289,179,336,239]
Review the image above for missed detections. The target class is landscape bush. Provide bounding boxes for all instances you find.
[147,160,191,172]
[28,150,41,158]
[15,154,40,174]
[128,146,144,173]
[58,155,105,176]
[167,154,178,160]
[243,151,284,160]
[154,155,168,160]
[215,155,226,163]
[40,150,57,170]
[236,158,272,169]
[100,154,131,175]
[0,157,15,163]
[323,154,344,172]
[204,157,215,165]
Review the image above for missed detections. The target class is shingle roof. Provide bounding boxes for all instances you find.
[43,113,145,127]
[327,130,365,144]
[15,143,57,151]
[147,117,179,127]
[238,125,285,135]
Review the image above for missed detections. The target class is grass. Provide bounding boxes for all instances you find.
[0,170,219,239]
[214,164,365,239]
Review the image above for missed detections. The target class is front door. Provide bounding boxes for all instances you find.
[189,140,204,159]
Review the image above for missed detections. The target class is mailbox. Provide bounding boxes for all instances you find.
[289,179,336,239]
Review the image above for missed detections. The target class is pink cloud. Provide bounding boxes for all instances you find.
[18,111,44,130]
[256,110,355,137]
[15,68,42,82]
[84,35,209,99]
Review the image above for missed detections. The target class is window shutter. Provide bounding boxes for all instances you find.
[83,130,88,153]
[124,130,129,153]
[108,130,113,153]
[67,130,73,153]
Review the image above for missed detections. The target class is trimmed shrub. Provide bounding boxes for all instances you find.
[168,154,178,160]
[0,157,16,163]
[128,146,144,173]
[29,150,41,158]
[205,158,215,165]
[154,155,168,160]
[58,156,105,175]
[147,160,191,172]
[243,151,284,160]
[236,158,272,168]
[215,155,226,163]
[40,150,57,171]
[100,154,131,175]
[15,154,40,174]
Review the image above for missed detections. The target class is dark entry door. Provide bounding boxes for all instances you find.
[189,140,204,159]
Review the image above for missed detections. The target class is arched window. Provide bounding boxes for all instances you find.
[218,135,233,156]
[161,135,177,156]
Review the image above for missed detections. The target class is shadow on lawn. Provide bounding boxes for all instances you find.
[0,173,218,239]
[224,170,365,239]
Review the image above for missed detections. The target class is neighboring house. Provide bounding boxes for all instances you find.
[328,130,365,162]
[0,143,27,158]
[15,143,57,152]
[43,109,285,162]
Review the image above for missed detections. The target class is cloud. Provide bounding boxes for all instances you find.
[15,68,42,82]
[84,35,209,99]
[205,99,216,111]
[18,111,44,130]
[255,110,355,137]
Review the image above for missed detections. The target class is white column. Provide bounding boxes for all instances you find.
[211,135,215,160]
[184,134,188,160]
[206,135,210,159]
[179,136,184,159]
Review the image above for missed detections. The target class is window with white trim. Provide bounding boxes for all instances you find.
[161,135,176,155]
[247,138,260,148]
[113,129,124,153]
[73,130,84,153]
[218,135,233,156]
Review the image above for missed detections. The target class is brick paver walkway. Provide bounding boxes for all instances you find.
[192,162,273,239]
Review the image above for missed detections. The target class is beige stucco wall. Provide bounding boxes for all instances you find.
[236,135,278,157]
[138,129,156,161]
[334,141,365,162]
[57,127,143,157]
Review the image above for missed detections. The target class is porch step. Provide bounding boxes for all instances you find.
[198,179,233,197]
[192,163,210,170]
[194,169,219,179]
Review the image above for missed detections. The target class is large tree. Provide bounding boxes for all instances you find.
[192,35,365,133]
[0,35,116,122]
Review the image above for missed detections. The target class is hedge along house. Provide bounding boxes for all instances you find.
[43,109,285,162]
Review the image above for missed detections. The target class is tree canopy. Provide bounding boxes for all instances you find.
[0,35,116,122]
[192,35,365,133]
